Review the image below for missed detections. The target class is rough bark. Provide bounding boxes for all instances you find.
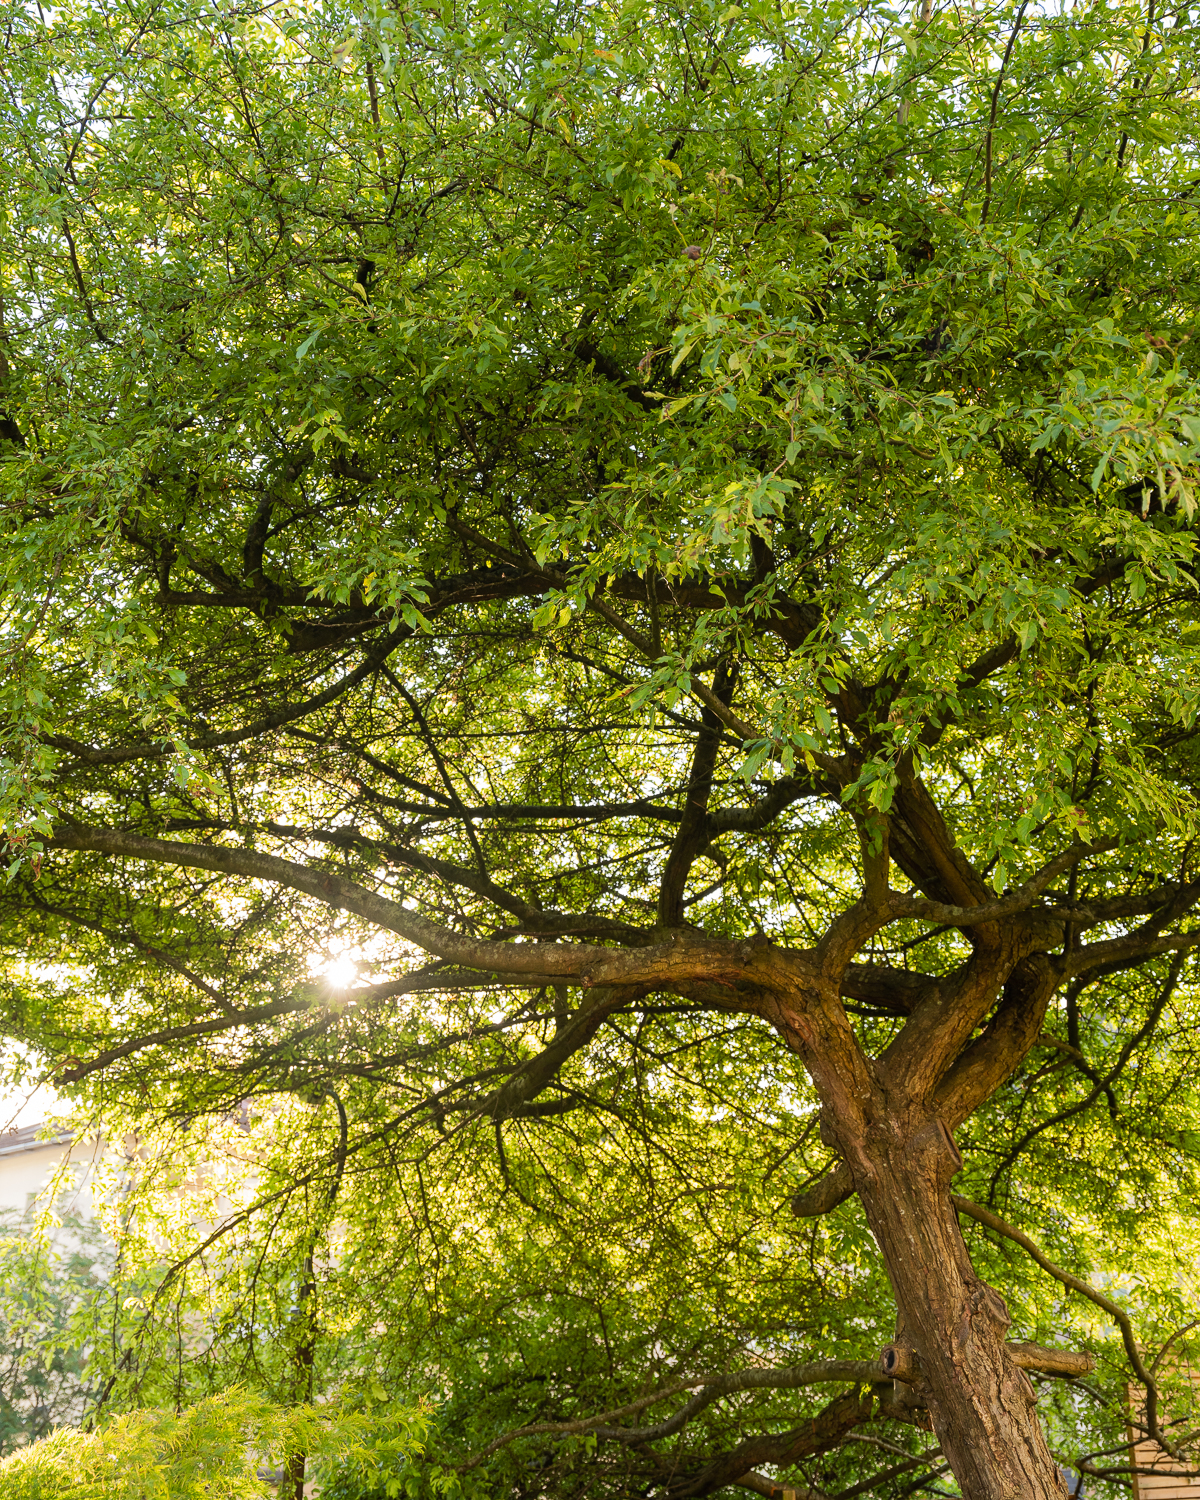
[662,1388,873,1497]
[852,1124,1068,1499]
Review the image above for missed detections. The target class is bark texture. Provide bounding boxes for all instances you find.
[753,912,1072,1498]
[854,1128,1068,1499]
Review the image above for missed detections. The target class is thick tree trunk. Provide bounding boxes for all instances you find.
[851,1119,1068,1500]
[753,875,1068,1496]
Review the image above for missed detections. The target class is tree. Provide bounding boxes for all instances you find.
[3,0,1200,1491]
[0,1211,110,1454]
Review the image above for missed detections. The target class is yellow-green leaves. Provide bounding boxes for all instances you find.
[0,1393,428,1500]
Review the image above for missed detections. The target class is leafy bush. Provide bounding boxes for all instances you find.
[0,1391,428,1500]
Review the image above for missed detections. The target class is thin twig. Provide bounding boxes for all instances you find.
[980,0,1029,226]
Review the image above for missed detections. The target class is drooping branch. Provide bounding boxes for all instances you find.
[662,1389,873,1499]
[950,1194,1183,1459]
[54,995,321,1083]
[982,952,1185,1195]
[456,1333,1092,1482]
[27,894,239,1016]
[455,1361,880,1469]
[52,965,526,1084]
[46,619,415,766]
[481,984,638,1120]
[591,1361,883,1444]
[44,826,829,995]
[44,826,621,978]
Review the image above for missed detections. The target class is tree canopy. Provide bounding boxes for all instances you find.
[4,0,1200,1492]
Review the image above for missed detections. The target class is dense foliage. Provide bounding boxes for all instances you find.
[4,0,1200,1490]
[0,1390,427,1499]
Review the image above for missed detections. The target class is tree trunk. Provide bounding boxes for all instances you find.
[851,1117,1068,1500]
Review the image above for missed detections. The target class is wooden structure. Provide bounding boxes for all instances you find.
[1130,1370,1200,1498]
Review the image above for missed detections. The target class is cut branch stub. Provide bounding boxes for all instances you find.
[880,1344,921,1383]
[1006,1342,1094,1378]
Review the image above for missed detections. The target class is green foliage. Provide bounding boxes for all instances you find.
[0,1214,110,1455]
[0,1392,428,1500]
[1,0,1199,855]
[2,0,1200,1489]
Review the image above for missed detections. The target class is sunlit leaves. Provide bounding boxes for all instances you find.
[2,0,1200,1490]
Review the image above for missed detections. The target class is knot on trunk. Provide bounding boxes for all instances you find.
[904,1117,962,1185]
[967,1278,1012,1334]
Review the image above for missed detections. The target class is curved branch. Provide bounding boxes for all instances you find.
[898,837,1120,929]
[950,1194,1178,1457]
[483,985,636,1120]
[927,951,1061,1128]
[53,964,513,1084]
[1065,915,1200,978]
[659,659,738,926]
[712,774,832,831]
[47,620,414,766]
[247,820,649,942]
[55,995,317,1083]
[44,826,599,976]
[664,1388,873,1498]
[790,1162,854,1218]
[44,826,787,991]
[456,1361,880,1469]
[258,821,542,925]
[27,894,238,1016]
[592,1361,882,1443]
[983,952,1184,1195]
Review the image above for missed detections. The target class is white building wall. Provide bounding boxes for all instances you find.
[0,1124,100,1226]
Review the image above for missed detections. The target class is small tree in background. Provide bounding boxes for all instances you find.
[0,1212,110,1454]
[0,1391,429,1500]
